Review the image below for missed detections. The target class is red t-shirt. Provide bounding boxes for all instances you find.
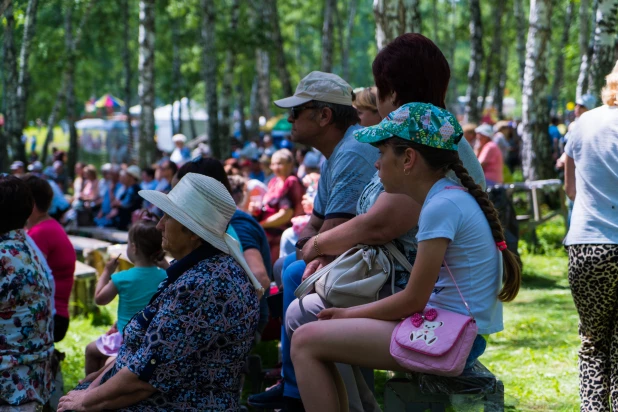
[28,219,76,319]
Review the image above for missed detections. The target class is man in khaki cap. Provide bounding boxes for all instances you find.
[248,72,379,412]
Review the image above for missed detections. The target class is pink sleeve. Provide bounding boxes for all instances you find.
[28,225,50,257]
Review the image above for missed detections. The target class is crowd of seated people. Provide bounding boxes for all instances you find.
[1,34,529,412]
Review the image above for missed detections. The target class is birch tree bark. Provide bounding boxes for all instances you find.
[2,3,21,162]
[514,0,527,89]
[586,0,618,97]
[65,1,79,177]
[41,0,95,169]
[521,0,554,181]
[3,0,38,163]
[342,0,357,81]
[236,84,249,143]
[404,0,422,33]
[550,0,574,105]
[171,18,182,135]
[464,0,483,124]
[576,0,598,99]
[269,0,293,97]
[480,0,505,113]
[373,0,399,50]
[121,0,134,158]
[321,0,335,72]
[220,0,241,157]
[201,0,221,159]
[254,0,271,122]
[138,0,156,167]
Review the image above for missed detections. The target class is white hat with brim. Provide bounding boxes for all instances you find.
[475,123,494,138]
[126,165,141,181]
[139,173,263,292]
[274,71,354,108]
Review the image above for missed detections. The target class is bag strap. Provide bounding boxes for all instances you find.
[442,260,474,319]
[384,243,412,272]
[294,251,348,300]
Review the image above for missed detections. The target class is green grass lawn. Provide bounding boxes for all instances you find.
[57,217,579,410]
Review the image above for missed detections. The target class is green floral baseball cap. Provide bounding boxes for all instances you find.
[354,102,463,151]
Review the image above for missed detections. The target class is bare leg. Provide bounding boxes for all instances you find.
[85,341,109,375]
[291,318,405,412]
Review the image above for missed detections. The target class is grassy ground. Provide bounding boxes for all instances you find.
[57,217,579,410]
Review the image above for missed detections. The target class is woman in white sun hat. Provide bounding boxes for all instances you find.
[170,133,191,166]
[58,173,263,412]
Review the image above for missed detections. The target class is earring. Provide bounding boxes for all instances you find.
[404,169,411,176]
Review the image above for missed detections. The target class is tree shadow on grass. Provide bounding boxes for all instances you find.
[521,271,569,290]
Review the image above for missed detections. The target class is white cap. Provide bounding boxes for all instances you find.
[172,134,187,143]
[126,165,141,181]
[274,71,354,108]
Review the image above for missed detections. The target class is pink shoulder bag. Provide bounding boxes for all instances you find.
[390,260,478,377]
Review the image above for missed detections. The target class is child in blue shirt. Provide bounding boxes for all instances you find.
[84,217,168,375]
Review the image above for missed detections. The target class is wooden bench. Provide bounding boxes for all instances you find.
[71,261,97,317]
[69,235,113,274]
[0,403,45,412]
[384,362,504,411]
[493,179,568,244]
[68,226,128,244]
[106,244,174,272]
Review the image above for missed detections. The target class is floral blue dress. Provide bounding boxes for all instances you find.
[100,243,260,411]
[0,230,54,406]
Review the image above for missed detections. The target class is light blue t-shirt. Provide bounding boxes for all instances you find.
[313,124,378,220]
[112,266,168,333]
[416,178,503,335]
[564,105,618,246]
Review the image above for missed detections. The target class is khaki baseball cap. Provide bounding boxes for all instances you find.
[274,71,354,108]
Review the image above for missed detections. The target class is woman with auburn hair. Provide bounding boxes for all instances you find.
[564,60,618,411]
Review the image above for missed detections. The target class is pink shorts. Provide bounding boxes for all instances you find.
[95,331,123,356]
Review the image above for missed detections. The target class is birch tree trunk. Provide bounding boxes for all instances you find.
[480,0,505,113]
[122,0,134,158]
[220,0,241,157]
[586,0,618,97]
[171,18,182,135]
[201,0,221,159]
[2,3,23,162]
[521,0,554,181]
[250,76,260,138]
[445,0,458,112]
[269,0,293,97]
[41,0,96,165]
[65,2,79,178]
[138,0,156,167]
[514,0,527,89]
[237,84,249,143]
[464,0,483,124]
[321,0,335,72]
[342,0,357,81]
[576,0,598,99]
[373,0,399,50]
[404,0,422,33]
[550,0,574,105]
[256,50,271,120]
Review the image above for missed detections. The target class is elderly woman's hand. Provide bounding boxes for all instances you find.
[58,390,90,412]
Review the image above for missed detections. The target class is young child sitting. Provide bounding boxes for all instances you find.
[84,216,167,375]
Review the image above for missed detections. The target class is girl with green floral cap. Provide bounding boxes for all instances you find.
[290,102,521,412]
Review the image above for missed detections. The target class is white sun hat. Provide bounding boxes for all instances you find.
[474,123,494,138]
[139,173,263,292]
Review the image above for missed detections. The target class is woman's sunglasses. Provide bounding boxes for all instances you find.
[290,105,316,120]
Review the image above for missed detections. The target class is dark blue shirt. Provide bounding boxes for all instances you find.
[230,209,272,277]
[101,242,260,410]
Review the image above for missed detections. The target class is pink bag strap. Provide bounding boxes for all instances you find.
[441,260,474,319]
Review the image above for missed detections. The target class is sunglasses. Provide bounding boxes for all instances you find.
[290,105,317,120]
